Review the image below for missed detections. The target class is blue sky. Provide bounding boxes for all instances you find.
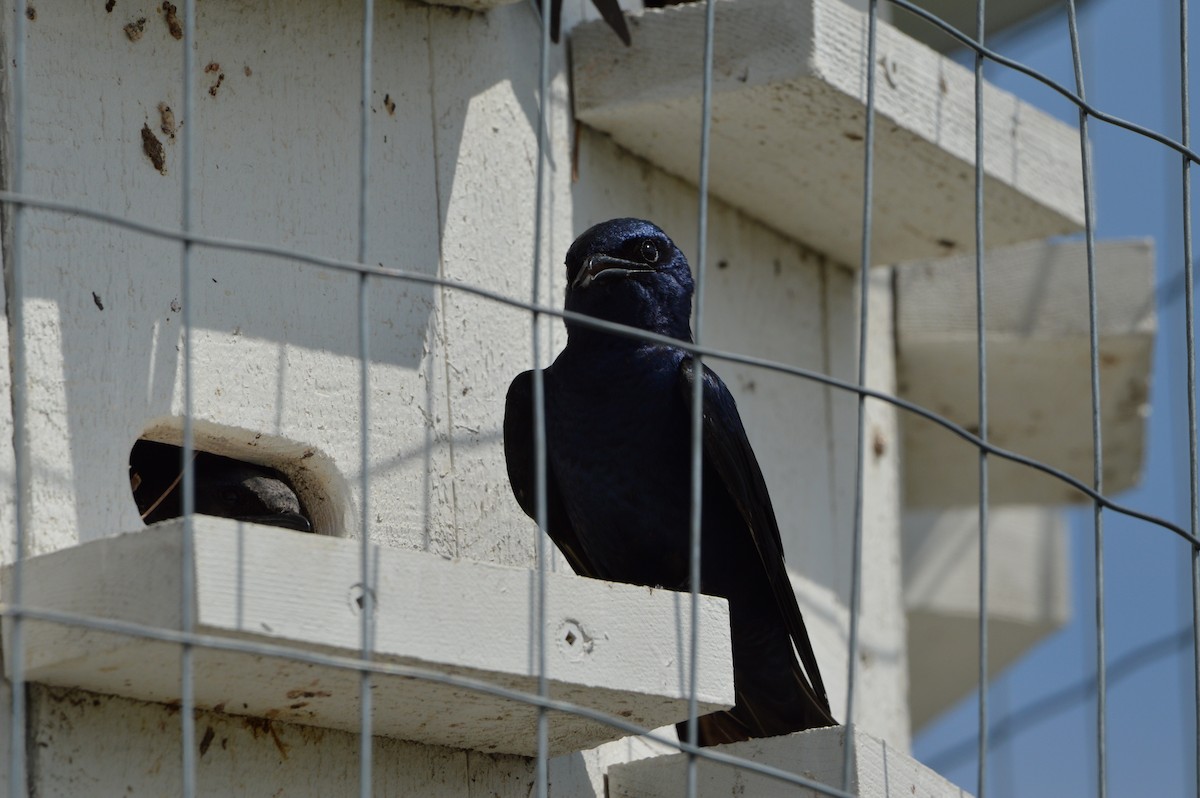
[909,2,1199,795]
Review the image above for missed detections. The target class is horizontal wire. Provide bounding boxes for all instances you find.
[0,602,854,798]
[886,0,1200,165]
[0,189,1191,547]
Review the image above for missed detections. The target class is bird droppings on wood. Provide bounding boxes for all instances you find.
[243,65,252,77]
[243,717,289,760]
[25,6,36,21]
[204,61,220,73]
[198,726,215,757]
[161,2,182,39]
[47,687,91,708]
[158,102,176,137]
[105,0,116,10]
[208,72,225,97]
[124,17,146,41]
[140,124,166,173]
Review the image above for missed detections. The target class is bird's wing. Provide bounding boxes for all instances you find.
[503,370,600,577]
[678,358,833,718]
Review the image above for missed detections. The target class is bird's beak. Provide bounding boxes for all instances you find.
[572,253,655,289]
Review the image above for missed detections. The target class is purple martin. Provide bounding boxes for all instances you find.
[503,218,835,746]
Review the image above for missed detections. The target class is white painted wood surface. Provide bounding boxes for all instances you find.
[903,506,1070,729]
[572,0,1084,267]
[896,238,1155,506]
[607,725,972,797]
[1,517,733,757]
[0,0,922,790]
[26,686,539,798]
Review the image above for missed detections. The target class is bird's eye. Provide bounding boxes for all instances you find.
[639,239,660,264]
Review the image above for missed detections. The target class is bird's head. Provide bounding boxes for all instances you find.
[563,218,694,342]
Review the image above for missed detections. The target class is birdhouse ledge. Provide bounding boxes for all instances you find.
[607,725,973,797]
[0,518,734,757]
[571,0,1085,267]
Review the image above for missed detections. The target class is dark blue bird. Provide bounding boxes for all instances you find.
[503,218,835,746]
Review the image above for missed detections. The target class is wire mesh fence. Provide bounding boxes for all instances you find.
[0,0,1196,796]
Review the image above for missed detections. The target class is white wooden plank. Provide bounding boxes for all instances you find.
[1,517,733,757]
[8,0,453,556]
[28,686,537,798]
[607,725,972,797]
[903,506,1070,729]
[895,239,1155,506]
[571,0,1084,267]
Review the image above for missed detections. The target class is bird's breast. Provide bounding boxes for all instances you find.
[545,354,694,586]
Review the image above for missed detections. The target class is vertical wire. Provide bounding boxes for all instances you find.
[1065,4,1107,796]
[530,0,552,794]
[179,2,198,796]
[7,0,29,794]
[842,0,880,790]
[685,1,718,796]
[972,2,990,796]
[357,2,376,796]
[1180,2,1200,794]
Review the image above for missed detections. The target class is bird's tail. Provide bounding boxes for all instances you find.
[678,621,838,748]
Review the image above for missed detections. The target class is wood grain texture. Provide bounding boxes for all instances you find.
[2,517,733,757]
[896,239,1155,506]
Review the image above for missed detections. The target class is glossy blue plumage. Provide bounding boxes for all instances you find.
[504,218,835,745]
